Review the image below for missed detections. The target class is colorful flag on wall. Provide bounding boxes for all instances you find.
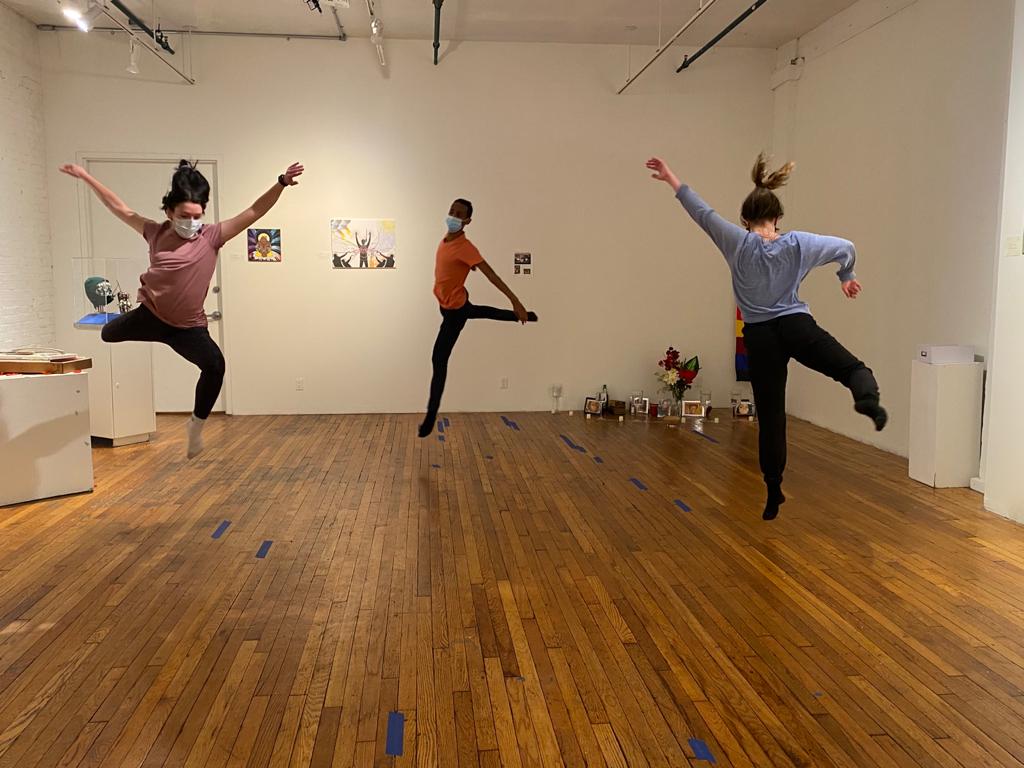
[735,307,750,381]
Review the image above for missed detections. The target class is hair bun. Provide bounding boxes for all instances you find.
[751,152,795,191]
[177,159,196,171]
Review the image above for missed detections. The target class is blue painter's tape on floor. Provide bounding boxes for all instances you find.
[594,456,604,464]
[437,420,445,433]
[431,463,441,468]
[385,711,405,756]
[689,738,716,763]
[211,521,230,539]
[256,540,273,559]
[438,435,446,442]
[692,429,720,444]
[630,478,648,491]
[674,499,691,512]
[485,455,494,460]
[444,418,450,427]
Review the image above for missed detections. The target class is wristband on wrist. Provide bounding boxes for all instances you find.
[278,174,288,187]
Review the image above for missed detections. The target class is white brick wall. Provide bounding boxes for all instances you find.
[0,3,54,349]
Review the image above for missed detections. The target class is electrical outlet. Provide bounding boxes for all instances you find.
[296,378,305,391]
[500,377,510,390]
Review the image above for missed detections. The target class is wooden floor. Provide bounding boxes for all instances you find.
[1,412,1023,767]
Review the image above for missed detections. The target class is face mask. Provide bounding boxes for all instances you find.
[445,216,464,234]
[174,217,203,240]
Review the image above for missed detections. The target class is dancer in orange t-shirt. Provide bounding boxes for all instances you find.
[419,198,538,437]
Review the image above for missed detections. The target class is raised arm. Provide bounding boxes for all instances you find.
[219,163,304,243]
[646,157,747,262]
[59,164,154,236]
[476,260,529,323]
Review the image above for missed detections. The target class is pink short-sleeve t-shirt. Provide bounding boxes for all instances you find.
[138,221,225,328]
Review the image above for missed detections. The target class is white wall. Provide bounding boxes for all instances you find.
[0,3,55,350]
[984,0,1024,522]
[41,32,773,415]
[770,0,1012,456]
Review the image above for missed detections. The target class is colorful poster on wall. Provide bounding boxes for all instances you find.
[514,252,532,276]
[248,229,282,262]
[735,307,750,381]
[330,219,397,269]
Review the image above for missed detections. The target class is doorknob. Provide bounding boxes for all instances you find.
[206,310,223,321]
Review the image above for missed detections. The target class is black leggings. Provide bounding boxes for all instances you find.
[743,312,878,488]
[101,304,225,420]
[423,299,522,423]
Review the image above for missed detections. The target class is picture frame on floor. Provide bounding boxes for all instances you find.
[639,397,650,415]
[584,397,602,416]
[734,399,756,417]
[683,400,705,418]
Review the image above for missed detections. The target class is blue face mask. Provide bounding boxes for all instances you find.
[445,215,464,234]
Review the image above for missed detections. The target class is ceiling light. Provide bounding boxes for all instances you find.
[61,5,82,22]
[126,38,139,75]
[71,2,105,32]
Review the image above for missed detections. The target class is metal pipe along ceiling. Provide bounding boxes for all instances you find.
[677,0,771,72]
[617,0,720,95]
[109,0,174,54]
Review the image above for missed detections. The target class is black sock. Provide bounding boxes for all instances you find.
[418,414,437,438]
[527,311,538,322]
[854,397,888,432]
[763,484,786,521]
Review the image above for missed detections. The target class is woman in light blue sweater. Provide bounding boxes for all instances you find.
[648,154,887,520]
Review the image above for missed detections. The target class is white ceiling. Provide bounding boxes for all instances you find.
[9,0,859,48]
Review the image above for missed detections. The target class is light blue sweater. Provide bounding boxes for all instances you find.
[676,184,857,324]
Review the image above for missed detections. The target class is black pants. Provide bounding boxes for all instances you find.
[101,304,225,420]
[743,312,878,488]
[424,299,521,422]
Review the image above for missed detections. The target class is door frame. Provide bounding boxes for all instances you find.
[74,151,233,414]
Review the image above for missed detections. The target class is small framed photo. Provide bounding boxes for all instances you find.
[683,400,705,418]
[639,397,650,415]
[734,399,756,417]
[584,397,602,416]
[514,265,522,275]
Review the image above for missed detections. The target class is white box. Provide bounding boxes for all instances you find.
[915,344,975,365]
[909,360,984,488]
[0,372,94,506]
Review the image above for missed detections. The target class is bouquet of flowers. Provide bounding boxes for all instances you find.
[656,347,700,401]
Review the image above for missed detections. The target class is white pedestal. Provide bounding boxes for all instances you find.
[0,372,94,506]
[909,360,984,488]
[72,327,156,445]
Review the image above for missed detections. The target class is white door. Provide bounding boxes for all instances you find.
[84,158,227,414]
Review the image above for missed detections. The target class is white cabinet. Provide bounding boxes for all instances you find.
[0,372,93,507]
[72,328,156,445]
[909,360,984,488]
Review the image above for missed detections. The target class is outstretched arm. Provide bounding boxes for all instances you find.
[220,163,304,243]
[793,231,861,299]
[646,157,747,263]
[59,164,155,236]
[476,260,529,323]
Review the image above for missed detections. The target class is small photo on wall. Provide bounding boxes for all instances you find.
[248,229,282,262]
[514,252,532,276]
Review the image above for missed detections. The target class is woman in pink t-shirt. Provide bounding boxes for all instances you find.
[60,159,304,459]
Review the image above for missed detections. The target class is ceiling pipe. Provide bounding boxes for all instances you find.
[330,5,348,41]
[677,0,770,72]
[617,0,719,95]
[81,6,194,83]
[432,0,443,65]
[39,24,350,41]
[108,0,174,54]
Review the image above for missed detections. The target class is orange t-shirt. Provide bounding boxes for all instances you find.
[433,236,484,310]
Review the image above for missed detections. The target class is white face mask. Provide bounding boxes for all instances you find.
[173,217,203,240]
